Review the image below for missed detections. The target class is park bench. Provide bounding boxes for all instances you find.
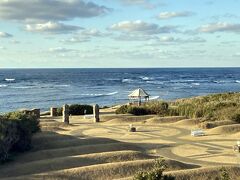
[191,129,205,137]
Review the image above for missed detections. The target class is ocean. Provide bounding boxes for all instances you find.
[0,68,240,113]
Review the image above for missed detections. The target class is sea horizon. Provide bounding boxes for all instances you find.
[1,67,240,70]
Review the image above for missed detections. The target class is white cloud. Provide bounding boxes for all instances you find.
[26,21,82,34]
[233,53,240,57]
[146,36,206,45]
[114,34,156,41]
[61,37,90,43]
[159,36,175,42]
[49,47,74,53]
[198,22,240,33]
[110,20,177,35]
[61,28,108,43]
[0,0,109,22]
[0,32,13,38]
[10,40,20,44]
[81,29,103,37]
[157,11,194,19]
[118,0,156,9]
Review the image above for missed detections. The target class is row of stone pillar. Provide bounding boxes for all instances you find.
[51,104,100,124]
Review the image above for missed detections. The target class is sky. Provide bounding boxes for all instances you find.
[0,0,240,68]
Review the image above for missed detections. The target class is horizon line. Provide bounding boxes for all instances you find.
[1,67,240,69]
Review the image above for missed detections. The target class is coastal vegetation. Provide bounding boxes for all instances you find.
[134,158,175,180]
[116,92,240,123]
[116,101,169,116]
[0,112,40,163]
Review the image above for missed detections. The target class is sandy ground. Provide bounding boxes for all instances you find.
[58,111,240,167]
[0,109,239,180]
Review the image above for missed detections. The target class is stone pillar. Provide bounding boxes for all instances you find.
[62,104,69,124]
[50,107,58,117]
[93,104,100,123]
[32,109,40,118]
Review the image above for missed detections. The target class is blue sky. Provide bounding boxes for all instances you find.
[0,0,240,68]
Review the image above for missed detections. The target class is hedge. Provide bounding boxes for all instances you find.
[115,101,170,116]
[57,104,93,116]
[0,112,40,163]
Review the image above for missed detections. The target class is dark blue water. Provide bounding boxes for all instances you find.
[0,68,240,113]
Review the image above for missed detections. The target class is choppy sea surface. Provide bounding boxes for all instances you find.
[1,68,240,113]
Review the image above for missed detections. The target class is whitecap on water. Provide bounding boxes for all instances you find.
[54,85,71,87]
[81,91,118,97]
[122,78,134,83]
[149,96,160,100]
[5,78,15,82]
[192,83,200,86]
[146,81,164,85]
[106,91,118,96]
[0,84,7,88]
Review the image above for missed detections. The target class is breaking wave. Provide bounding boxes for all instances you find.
[5,78,15,82]
[0,84,7,88]
[81,91,118,97]
[149,96,160,100]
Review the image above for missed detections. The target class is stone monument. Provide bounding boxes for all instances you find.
[50,107,58,117]
[62,104,69,124]
[93,104,100,123]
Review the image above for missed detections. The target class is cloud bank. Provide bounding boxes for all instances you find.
[157,11,194,19]
[199,22,240,33]
[0,0,109,22]
[25,21,82,34]
[110,20,177,34]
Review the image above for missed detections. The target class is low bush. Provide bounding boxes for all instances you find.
[56,107,63,116]
[116,101,170,116]
[231,113,240,123]
[127,106,150,116]
[69,104,93,115]
[146,101,169,116]
[116,92,240,121]
[172,92,240,121]
[115,105,129,114]
[134,158,175,180]
[219,167,230,180]
[56,104,93,116]
[0,112,40,163]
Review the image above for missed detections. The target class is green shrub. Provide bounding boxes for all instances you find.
[116,105,129,114]
[56,107,63,116]
[5,112,40,133]
[145,101,169,116]
[69,104,93,115]
[168,108,179,116]
[134,158,175,180]
[230,113,240,123]
[172,92,240,121]
[116,102,170,116]
[127,106,149,116]
[0,112,40,163]
[219,167,230,180]
[0,118,18,162]
[56,104,93,116]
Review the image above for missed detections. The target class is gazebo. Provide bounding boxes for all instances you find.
[128,88,150,106]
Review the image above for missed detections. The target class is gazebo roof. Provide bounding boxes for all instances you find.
[128,88,150,98]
